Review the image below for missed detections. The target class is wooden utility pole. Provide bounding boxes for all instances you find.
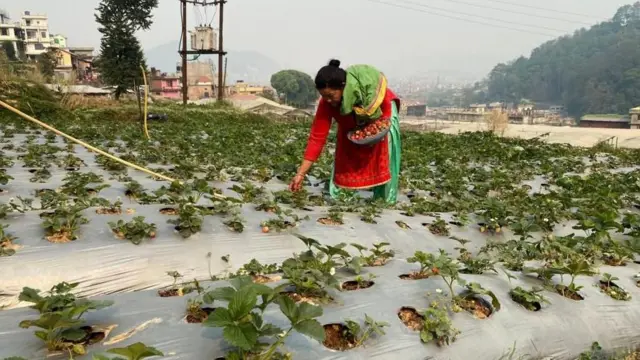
[178,0,227,105]
[181,0,188,105]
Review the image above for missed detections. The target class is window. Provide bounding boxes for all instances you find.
[0,29,7,36]
[25,20,31,26]
[34,43,44,50]
[41,31,47,38]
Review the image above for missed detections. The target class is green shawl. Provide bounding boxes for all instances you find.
[340,64,388,122]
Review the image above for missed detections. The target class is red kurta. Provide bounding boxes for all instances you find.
[303,89,399,189]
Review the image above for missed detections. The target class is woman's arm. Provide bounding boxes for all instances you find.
[290,101,332,191]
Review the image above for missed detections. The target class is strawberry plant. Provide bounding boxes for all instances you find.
[454,282,501,318]
[109,216,157,245]
[92,342,164,360]
[42,204,89,243]
[419,302,459,347]
[509,286,549,311]
[351,242,395,267]
[0,224,17,256]
[405,251,438,279]
[427,217,450,236]
[325,315,388,350]
[168,203,204,238]
[203,276,325,359]
[599,273,631,301]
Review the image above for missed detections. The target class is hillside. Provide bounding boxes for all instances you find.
[145,40,282,85]
[484,2,640,116]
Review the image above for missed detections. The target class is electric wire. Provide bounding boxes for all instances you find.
[363,0,562,37]
[482,0,603,20]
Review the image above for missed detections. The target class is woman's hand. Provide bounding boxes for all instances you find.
[289,174,305,192]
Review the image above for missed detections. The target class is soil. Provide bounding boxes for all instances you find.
[398,307,425,330]
[555,285,584,301]
[252,274,281,284]
[281,291,330,305]
[510,294,542,311]
[63,326,105,345]
[457,297,493,319]
[27,169,37,173]
[96,207,122,215]
[399,272,431,280]
[602,256,627,266]
[159,207,179,215]
[367,258,390,267]
[86,188,97,196]
[46,231,74,243]
[323,323,357,351]
[65,167,80,172]
[395,220,411,229]
[124,190,136,198]
[341,280,374,291]
[158,288,181,297]
[317,217,343,226]
[186,307,217,323]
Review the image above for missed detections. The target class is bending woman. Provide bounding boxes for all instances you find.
[289,59,401,204]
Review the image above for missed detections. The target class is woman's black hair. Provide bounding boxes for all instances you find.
[315,59,347,90]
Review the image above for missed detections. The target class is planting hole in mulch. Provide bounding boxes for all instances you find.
[27,169,37,174]
[398,307,425,330]
[86,188,97,196]
[65,167,80,172]
[341,280,374,291]
[39,211,54,219]
[555,285,584,301]
[280,291,331,305]
[252,274,281,284]
[186,307,217,323]
[159,207,178,215]
[603,256,627,266]
[317,217,343,226]
[368,258,389,267]
[449,221,463,227]
[158,288,181,297]
[396,220,411,229]
[400,212,414,217]
[599,281,630,301]
[458,296,493,319]
[96,207,122,215]
[510,294,541,312]
[399,272,430,280]
[323,323,357,351]
[63,326,105,345]
[46,231,75,243]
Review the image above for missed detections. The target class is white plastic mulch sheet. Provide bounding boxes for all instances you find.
[1,135,640,359]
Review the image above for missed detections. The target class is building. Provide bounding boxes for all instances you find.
[50,34,66,48]
[20,11,50,60]
[579,115,630,129]
[227,94,300,116]
[629,107,640,129]
[150,68,181,99]
[469,104,487,113]
[188,76,214,100]
[229,80,267,96]
[406,104,427,117]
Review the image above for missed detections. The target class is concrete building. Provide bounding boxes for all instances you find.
[20,11,50,59]
[150,68,182,99]
[50,34,67,48]
[229,80,267,96]
[406,104,427,117]
[579,115,630,129]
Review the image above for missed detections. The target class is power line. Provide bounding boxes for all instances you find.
[482,0,602,20]
[395,0,575,33]
[362,0,562,37]
[424,0,595,26]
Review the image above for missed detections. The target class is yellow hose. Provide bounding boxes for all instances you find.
[0,99,227,200]
[140,65,150,140]
[0,99,174,182]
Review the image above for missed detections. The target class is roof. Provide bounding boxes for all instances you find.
[44,84,111,95]
[227,94,294,112]
[580,114,629,122]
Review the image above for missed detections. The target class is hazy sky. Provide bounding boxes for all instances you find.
[3,0,631,80]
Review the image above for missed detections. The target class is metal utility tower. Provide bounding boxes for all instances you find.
[179,0,227,105]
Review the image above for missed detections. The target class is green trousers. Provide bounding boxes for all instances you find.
[329,102,402,204]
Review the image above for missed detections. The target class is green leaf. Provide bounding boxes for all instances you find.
[297,302,323,321]
[229,276,254,290]
[205,287,236,302]
[223,322,259,351]
[92,355,111,360]
[107,342,164,360]
[203,308,234,328]
[277,295,299,323]
[18,287,42,304]
[294,319,325,342]
[61,327,88,341]
[228,287,258,320]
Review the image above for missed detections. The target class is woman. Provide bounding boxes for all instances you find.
[289,59,401,204]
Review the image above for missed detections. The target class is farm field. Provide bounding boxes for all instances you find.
[1,92,640,359]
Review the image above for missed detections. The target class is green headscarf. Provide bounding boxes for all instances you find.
[340,64,388,122]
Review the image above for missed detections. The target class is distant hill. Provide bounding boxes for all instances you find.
[483,2,640,117]
[144,40,282,85]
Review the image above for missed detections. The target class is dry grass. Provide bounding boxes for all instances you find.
[485,109,509,135]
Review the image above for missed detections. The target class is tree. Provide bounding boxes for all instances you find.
[94,0,158,99]
[270,70,318,108]
[1,41,16,61]
[37,49,57,82]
